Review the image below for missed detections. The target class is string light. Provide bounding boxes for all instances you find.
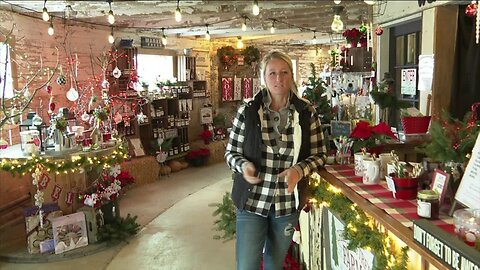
[331,6,344,33]
[108,26,114,44]
[312,30,317,44]
[48,19,54,36]
[161,28,167,46]
[205,24,211,41]
[364,0,375,5]
[334,0,341,4]
[252,0,260,16]
[236,36,244,49]
[42,0,49,21]
[107,0,115,25]
[241,16,247,31]
[270,19,276,34]
[175,0,182,22]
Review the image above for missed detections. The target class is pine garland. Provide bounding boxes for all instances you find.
[97,213,140,242]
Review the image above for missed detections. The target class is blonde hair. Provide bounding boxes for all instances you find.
[260,50,297,93]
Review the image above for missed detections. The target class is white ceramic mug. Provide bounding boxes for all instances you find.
[363,158,380,185]
[379,153,393,179]
[354,152,371,176]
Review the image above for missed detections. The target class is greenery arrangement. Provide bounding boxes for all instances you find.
[209,192,236,241]
[217,46,238,67]
[242,45,260,66]
[370,80,410,111]
[97,213,141,242]
[302,63,334,124]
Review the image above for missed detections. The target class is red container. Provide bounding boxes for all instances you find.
[392,176,418,200]
[401,116,431,134]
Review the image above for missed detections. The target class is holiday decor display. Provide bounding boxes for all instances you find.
[370,73,410,124]
[217,46,238,68]
[302,63,334,124]
[349,121,398,154]
[242,45,260,66]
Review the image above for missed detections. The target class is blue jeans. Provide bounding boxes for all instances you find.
[236,208,299,270]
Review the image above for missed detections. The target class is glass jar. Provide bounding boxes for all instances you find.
[417,190,439,219]
[453,209,480,248]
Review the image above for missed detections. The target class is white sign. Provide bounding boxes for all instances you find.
[455,133,480,209]
[418,55,434,91]
[401,68,417,95]
[324,208,374,270]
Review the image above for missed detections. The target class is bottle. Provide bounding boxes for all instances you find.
[417,190,439,219]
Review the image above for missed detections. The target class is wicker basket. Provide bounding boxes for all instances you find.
[401,116,431,134]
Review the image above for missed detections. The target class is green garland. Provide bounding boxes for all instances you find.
[0,143,129,176]
[310,174,409,270]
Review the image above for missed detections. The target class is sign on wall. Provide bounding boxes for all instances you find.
[323,207,375,270]
[401,68,417,95]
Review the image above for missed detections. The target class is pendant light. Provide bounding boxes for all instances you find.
[175,0,182,22]
[270,19,276,34]
[161,28,168,46]
[241,16,248,31]
[107,0,115,25]
[42,0,49,21]
[331,6,344,33]
[108,27,114,44]
[205,24,211,41]
[236,36,244,49]
[48,20,54,36]
[252,0,260,16]
[334,0,341,4]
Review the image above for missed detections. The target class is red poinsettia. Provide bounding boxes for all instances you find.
[350,121,397,153]
[342,28,362,44]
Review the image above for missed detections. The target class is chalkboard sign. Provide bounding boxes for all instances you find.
[330,121,352,138]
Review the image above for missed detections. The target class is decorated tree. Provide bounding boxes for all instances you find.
[302,63,334,124]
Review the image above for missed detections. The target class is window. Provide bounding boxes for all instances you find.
[136,53,174,90]
[0,42,14,99]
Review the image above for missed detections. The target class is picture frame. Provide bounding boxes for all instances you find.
[431,169,449,205]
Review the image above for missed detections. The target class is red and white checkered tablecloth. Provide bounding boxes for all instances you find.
[324,165,454,233]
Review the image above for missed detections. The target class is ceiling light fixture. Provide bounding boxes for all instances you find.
[334,0,342,4]
[236,36,244,49]
[270,19,276,34]
[364,0,375,5]
[108,27,114,44]
[252,0,260,16]
[161,28,168,46]
[42,0,49,21]
[331,6,344,33]
[242,16,247,31]
[48,19,54,36]
[205,24,211,41]
[175,0,182,22]
[107,0,115,25]
[312,31,317,43]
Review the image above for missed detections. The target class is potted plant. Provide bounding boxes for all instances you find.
[388,151,423,200]
[185,148,210,166]
[199,129,213,145]
[349,120,398,155]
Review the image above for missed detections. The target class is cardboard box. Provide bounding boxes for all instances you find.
[51,212,88,254]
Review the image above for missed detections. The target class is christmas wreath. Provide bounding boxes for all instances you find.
[242,45,260,66]
[217,46,238,67]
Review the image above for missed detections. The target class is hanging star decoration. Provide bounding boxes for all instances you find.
[136,111,147,124]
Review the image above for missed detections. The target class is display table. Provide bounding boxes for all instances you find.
[312,164,457,270]
[0,143,125,215]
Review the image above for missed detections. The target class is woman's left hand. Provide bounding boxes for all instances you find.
[279,167,301,193]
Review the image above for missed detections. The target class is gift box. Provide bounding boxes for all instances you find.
[23,203,63,254]
[51,212,89,254]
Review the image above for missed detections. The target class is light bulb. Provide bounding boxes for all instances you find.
[107,10,115,24]
[205,31,210,41]
[334,0,341,4]
[162,35,167,46]
[48,21,54,36]
[236,37,244,49]
[42,7,50,21]
[364,0,375,5]
[108,33,114,44]
[331,14,344,32]
[252,0,260,16]
[270,26,275,34]
[175,7,182,22]
[242,22,247,31]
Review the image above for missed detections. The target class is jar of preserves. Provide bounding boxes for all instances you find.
[417,190,439,219]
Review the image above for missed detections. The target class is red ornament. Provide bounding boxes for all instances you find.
[46,84,52,94]
[453,143,459,150]
[465,3,477,17]
[375,26,384,36]
[49,101,56,112]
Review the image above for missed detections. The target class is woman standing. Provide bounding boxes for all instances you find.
[225,50,327,270]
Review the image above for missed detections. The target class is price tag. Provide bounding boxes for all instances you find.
[386,176,396,193]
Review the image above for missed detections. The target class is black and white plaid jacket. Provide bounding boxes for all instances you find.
[225,88,327,217]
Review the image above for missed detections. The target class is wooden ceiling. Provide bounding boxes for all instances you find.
[0,0,375,46]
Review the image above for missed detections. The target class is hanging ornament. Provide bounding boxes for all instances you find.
[112,67,122,79]
[375,26,384,36]
[359,23,367,33]
[24,87,31,99]
[136,111,147,124]
[113,112,123,124]
[0,138,8,149]
[48,96,55,114]
[101,79,110,89]
[66,87,79,101]
[465,3,477,17]
[81,112,90,122]
[88,95,97,112]
[45,84,52,94]
[56,66,67,86]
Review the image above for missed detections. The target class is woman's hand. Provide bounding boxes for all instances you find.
[242,162,262,184]
[279,167,301,193]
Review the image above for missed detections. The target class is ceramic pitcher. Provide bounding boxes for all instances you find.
[363,158,381,185]
[354,152,371,176]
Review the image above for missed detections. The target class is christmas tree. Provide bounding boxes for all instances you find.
[302,63,334,124]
